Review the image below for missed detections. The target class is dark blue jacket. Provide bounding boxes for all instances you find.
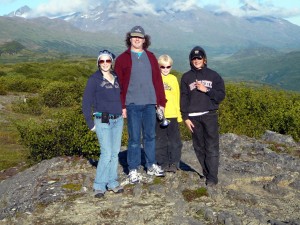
[82,70,122,129]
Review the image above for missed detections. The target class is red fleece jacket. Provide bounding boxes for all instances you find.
[114,48,167,108]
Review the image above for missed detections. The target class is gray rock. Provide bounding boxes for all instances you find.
[263,182,288,195]
[289,179,300,190]
[262,130,298,147]
[204,208,216,223]
[0,132,300,224]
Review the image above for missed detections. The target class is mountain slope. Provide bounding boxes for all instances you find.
[212,48,300,91]
[5,2,300,54]
[0,16,123,56]
[60,4,300,53]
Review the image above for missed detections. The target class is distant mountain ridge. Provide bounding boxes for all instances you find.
[2,1,300,91]
[5,1,300,53]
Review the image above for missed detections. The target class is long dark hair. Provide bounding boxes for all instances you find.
[125,32,151,49]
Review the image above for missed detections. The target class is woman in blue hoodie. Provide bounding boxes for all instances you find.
[82,50,124,198]
[180,46,225,187]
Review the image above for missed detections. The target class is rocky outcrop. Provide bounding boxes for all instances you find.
[0,131,299,225]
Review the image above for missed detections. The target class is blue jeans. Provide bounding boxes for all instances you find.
[93,116,123,191]
[126,104,156,170]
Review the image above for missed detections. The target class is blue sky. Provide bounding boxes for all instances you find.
[1,0,300,26]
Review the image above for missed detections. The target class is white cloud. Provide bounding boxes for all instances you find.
[115,0,158,15]
[32,0,90,17]
[29,0,200,17]
[170,0,198,11]
[210,0,300,18]
[29,0,159,17]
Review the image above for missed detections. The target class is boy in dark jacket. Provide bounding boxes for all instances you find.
[180,46,225,186]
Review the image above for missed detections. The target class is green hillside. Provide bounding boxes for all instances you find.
[0,41,25,54]
[212,48,300,92]
[0,17,123,56]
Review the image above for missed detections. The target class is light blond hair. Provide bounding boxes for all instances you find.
[158,54,173,66]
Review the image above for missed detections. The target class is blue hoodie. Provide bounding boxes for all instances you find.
[82,70,122,129]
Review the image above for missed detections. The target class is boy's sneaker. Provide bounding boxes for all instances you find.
[128,169,140,184]
[147,164,165,177]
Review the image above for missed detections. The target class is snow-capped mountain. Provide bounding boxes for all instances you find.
[7,5,31,18]
[4,0,300,55]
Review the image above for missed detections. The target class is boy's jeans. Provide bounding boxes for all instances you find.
[190,111,220,184]
[93,116,123,191]
[126,104,156,170]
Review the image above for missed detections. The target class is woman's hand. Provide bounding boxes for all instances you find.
[122,108,127,118]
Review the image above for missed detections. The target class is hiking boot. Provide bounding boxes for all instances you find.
[108,186,124,194]
[147,164,165,177]
[128,169,140,184]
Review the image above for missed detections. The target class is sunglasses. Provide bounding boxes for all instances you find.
[160,66,171,69]
[192,57,203,60]
[131,36,145,39]
[99,59,112,64]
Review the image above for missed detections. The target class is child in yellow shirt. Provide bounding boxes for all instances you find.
[155,55,183,173]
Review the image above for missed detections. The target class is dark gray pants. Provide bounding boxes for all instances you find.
[155,118,182,168]
[190,111,220,184]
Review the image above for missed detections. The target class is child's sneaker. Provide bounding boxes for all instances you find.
[128,169,140,184]
[147,164,165,177]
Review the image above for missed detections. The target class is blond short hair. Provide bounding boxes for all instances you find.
[158,54,173,66]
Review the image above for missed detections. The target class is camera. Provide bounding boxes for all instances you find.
[156,107,170,127]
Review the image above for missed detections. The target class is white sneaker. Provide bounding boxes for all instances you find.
[147,164,165,177]
[128,169,140,184]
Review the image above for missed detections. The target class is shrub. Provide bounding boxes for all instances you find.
[0,82,8,95]
[40,81,84,108]
[219,83,300,141]
[11,96,44,115]
[0,71,6,76]
[16,107,99,162]
[13,63,42,77]
[182,187,208,202]
[2,75,42,93]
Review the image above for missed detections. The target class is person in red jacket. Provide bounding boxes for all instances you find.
[115,26,167,184]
